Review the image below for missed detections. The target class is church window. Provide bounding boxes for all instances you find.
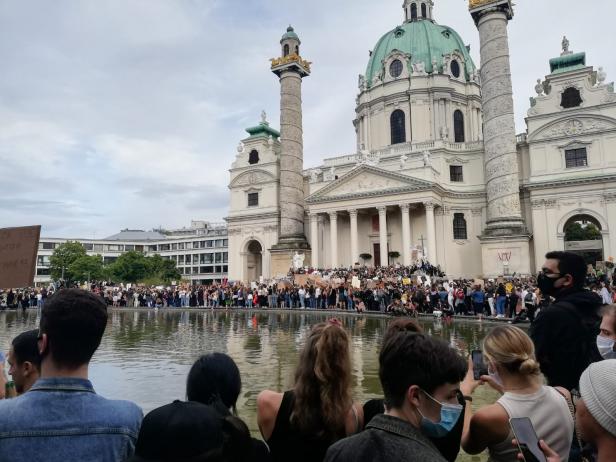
[453,213,468,240]
[565,148,588,168]
[247,192,259,207]
[450,165,463,182]
[389,59,403,78]
[296,45,300,55]
[454,110,465,143]
[248,149,260,165]
[283,44,290,57]
[411,3,417,20]
[451,60,461,78]
[561,87,582,108]
[390,110,406,145]
[421,3,427,18]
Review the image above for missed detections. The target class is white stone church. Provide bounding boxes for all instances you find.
[227,0,616,282]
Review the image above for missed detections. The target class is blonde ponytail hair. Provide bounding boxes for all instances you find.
[483,325,541,376]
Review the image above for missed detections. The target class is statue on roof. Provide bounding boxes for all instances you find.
[261,110,268,124]
[561,36,572,56]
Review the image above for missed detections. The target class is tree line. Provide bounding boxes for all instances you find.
[49,242,182,285]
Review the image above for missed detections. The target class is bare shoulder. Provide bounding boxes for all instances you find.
[256,390,284,441]
[257,390,283,413]
[345,401,365,434]
[472,403,510,441]
[554,386,572,402]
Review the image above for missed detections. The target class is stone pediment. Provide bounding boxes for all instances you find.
[230,169,276,188]
[306,165,431,203]
[529,115,616,142]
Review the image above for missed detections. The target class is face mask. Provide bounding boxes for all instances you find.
[537,273,561,297]
[596,335,616,360]
[417,390,463,438]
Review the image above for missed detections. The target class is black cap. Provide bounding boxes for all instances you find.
[130,400,224,462]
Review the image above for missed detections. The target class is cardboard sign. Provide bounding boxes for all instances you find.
[0,226,41,289]
[352,276,361,289]
[294,274,309,286]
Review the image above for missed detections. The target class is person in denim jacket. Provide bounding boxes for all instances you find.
[0,289,143,462]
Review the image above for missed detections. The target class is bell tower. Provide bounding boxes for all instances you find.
[403,0,434,22]
[269,26,313,276]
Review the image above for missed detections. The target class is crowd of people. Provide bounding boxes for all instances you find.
[0,251,615,461]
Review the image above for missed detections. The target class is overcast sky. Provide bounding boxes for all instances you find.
[1,0,614,238]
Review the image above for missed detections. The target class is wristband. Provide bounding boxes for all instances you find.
[463,395,473,402]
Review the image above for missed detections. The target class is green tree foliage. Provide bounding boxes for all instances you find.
[50,241,87,282]
[68,255,105,282]
[108,252,181,284]
[564,221,602,241]
[108,251,149,283]
[388,251,401,264]
[359,253,372,265]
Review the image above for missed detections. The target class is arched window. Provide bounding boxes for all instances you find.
[561,87,582,108]
[421,3,427,18]
[411,3,417,20]
[248,150,260,165]
[283,44,290,57]
[454,110,465,143]
[453,213,467,240]
[390,110,406,145]
[450,60,461,78]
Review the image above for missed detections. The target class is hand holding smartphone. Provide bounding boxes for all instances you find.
[471,350,488,380]
[510,417,548,462]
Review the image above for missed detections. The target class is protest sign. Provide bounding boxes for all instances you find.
[352,276,360,289]
[0,226,41,289]
[294,274,308,286]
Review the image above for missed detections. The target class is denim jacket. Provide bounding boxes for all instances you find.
[324,414,447,462]
[0,378,143,462]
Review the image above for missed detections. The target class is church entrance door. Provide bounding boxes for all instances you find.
[245,240,263,283]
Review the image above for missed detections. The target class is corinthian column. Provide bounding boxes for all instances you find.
[329,212,338,269]
[377,206,388,266]
[424,202,437,264]
[349,209,359,266]
[470,0,525,233]
[310,213,319,268]
[400,204,412,266]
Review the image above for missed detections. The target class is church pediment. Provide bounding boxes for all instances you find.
[230,169,276,188]
[306,165,431,203]
[529,115,616,142]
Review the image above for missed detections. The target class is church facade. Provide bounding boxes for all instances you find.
[227,0,616,281]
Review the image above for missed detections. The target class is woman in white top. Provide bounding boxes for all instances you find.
[460,325,574,462]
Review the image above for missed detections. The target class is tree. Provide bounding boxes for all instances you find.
[565,221,602,241]
[50,241,87,282]
[68,255,105,282]
[359,253,372,266]
[108,251,149,283]
[146,254,181,284]
[388,251,401,265]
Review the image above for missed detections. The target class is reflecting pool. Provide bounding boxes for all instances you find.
[0,309,506,461]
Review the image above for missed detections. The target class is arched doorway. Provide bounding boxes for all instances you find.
[563,214,604,264]
[245,240,263,283]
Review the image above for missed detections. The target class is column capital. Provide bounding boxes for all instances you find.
[308,211,320,219]
[399,204,411,213]
[328,211,338,221]
[423,201,437,211]
[377,206,387,214]
[347,209,358,218]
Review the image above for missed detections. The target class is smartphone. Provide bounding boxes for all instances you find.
[471,350,488,380]
[510,417,547,462]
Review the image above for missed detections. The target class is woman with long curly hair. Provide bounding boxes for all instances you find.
[257,319,363,462]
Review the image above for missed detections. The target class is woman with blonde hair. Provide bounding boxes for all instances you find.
[460,325,574,462]
[257,319,363,462]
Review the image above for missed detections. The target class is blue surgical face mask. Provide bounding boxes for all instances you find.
[597,335,616,360]
[417,389,463,438]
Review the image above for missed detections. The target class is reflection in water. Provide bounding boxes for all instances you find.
[0,310,504,459]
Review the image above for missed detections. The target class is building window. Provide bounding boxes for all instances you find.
[565,148,588,168]
[83,243,94,251]
[283,44,289,57]
[421,3,427,17]
[410,3,417,20]
[453,213,468,240]
[451,60,461,78]
[454,110,465,142]
[450,165,463,182]
[389,59,403,78]
[248,150,259,165]
[42,242,55,250]
[247,192,259,207]
[561,87,582,108]
[390,109,406,145]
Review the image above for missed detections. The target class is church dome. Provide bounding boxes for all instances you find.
[365,20,476,86]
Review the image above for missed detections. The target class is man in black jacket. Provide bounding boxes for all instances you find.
[530,251,603,391]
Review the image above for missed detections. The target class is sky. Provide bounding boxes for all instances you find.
[1,0,614,238]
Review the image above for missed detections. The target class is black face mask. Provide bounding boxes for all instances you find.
[537,273,562,297]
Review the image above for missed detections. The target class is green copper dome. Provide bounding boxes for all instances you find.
[365,20,476,86]
[281,26,300,44]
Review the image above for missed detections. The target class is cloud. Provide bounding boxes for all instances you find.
[0,0,614,237]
